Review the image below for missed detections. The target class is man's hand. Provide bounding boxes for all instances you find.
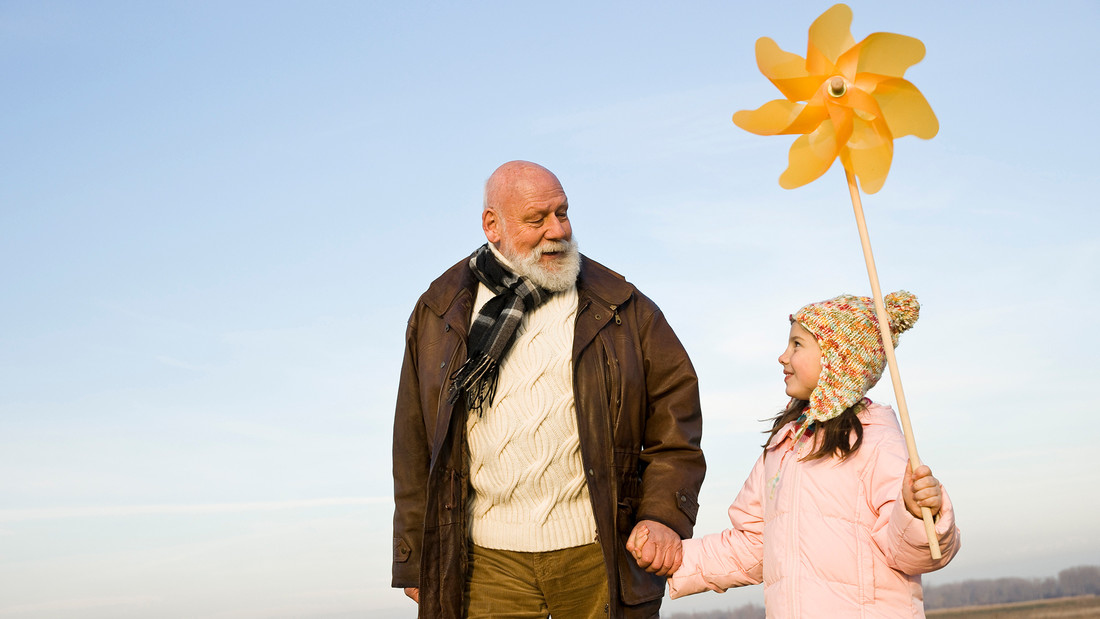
[625,519,682,576]
[404,587,420,604]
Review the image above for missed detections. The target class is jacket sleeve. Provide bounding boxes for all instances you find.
[867,434,961,575]
[391,308,430,589]
[634,305,706,538]
[668,453,766,598]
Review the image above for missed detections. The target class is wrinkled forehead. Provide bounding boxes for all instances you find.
[495,179,568,223]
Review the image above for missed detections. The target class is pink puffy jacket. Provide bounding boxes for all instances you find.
[669,403,960,618]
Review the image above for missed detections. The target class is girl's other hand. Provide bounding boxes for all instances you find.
[903,461,943,519]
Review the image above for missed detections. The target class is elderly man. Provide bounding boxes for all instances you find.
[392,161,705,618]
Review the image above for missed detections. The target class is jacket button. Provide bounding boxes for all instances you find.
[444,324,451,332]
[588,468,595,476]
[440,362,446,368]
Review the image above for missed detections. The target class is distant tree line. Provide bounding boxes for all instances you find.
[924,565,1100,609]
[665,565,1099,618]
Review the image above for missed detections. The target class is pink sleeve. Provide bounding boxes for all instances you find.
[881,484,961,573]
[867,436,961,574]
[668,454,766,599]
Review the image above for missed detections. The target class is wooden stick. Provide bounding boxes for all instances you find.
[844,168,942,560]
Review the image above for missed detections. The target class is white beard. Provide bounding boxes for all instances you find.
[503,238,581,292]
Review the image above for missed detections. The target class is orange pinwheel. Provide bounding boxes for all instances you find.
[733,4,944,559]
[734,3,937,194]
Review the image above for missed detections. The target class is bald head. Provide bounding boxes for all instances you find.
[483,160,564,214]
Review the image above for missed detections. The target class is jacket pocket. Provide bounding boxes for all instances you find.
[616,497,640,534]
[596,334,622,420]
[393,537,411,563]
[438,467,463,525]
[605,350,621,426]
[615,492,665,605]
[616,535,666,605]
[675,488,700,524]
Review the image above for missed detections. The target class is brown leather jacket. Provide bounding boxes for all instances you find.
[392,254,705,618]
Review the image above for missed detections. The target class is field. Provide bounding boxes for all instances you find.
[927,595,1100,618]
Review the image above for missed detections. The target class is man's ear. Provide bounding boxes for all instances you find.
[482,209,502,244]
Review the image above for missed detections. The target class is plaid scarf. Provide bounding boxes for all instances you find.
[447,244,554,414]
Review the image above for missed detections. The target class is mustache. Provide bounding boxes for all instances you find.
[531,239,576,258]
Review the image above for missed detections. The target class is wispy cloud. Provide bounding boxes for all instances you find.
[0,497,390,523]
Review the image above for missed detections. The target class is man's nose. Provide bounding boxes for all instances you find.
[545,217,568,240]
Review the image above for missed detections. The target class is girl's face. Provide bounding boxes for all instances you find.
[778,322,822,400]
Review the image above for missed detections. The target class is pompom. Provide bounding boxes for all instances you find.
[884,290,920,336]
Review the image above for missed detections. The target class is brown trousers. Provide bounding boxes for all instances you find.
[465,543,610,618]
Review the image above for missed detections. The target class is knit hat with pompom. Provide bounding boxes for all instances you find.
[792,290,920,425]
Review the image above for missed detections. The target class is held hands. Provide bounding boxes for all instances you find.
[407,522,685,603]
[625,520,682,576]
[903,460,943,519]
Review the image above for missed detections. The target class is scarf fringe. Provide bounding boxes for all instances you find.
[447,353,499,416]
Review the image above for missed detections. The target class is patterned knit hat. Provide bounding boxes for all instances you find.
[792,290,919,425]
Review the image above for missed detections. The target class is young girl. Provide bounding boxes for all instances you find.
[629,291,960,617]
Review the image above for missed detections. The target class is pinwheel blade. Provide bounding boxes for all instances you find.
[780,123,840,189]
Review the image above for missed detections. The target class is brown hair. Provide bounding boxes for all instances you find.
[763,399,865,461]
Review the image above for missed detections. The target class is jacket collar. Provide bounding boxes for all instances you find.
[421,252,634,315]
[573,256,634,358]
[767,417,807,450]
[420,251,635,349]
[421,256,478,340]
[577,255,633,308]
[422,256,475,315]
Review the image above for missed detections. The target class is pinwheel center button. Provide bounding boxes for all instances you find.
[826,76,847,98]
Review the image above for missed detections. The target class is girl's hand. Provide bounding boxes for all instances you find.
[625,523,649,560]
[903,460,943,519]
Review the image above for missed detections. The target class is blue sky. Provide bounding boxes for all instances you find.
[2,1,1098,617]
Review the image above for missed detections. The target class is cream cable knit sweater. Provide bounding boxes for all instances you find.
[465,258,597,552]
